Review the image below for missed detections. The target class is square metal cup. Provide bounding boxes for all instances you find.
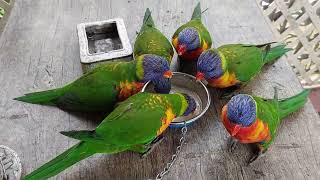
[77,18,133,72]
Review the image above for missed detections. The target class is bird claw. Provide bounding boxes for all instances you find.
[227,137,238,153]
[247,149,266,165]
[219,91,238,100]
[273,86,278,100]
[140,147,151,159]
[140,135,164,158]
[219,84,244,99]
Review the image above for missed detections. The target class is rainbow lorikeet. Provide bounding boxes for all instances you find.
[14,55,172,112]
[134,8,174,64]
[196,43,291,89]
[22,92,197,180]
[221,89,310,164]
[172,2,212,61]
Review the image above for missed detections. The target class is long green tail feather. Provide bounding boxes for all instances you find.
[14,87,66,105]
[191,2,201,20]
[263,44,292,64]
[23,142,95,180]
[60,130,103,142]
[279,89,310,119]
[142,8,155,28]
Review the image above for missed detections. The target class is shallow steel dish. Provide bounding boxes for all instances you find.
[141,72,211,128]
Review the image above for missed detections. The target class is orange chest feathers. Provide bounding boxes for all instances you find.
[207,71,239,88]
[117,80,144,101]
[157,107,176,136]
[221,106,271,143]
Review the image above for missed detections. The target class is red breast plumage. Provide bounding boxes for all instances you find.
[221,105,271,144]
[173,37,209,61]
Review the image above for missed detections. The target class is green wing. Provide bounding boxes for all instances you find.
[218,44,265,83]
[57,61,138,111]
[134,28,173,63]
[172,19,212,47]
[253,96,280,148]
[134,9,173,63]
[15,61,138,112]
[95,93,166,145]
[63,92,185,147]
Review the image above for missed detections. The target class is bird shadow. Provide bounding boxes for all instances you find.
[63,110,109,126]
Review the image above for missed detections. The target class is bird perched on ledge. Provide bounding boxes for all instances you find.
[220,89,309,164]
[196,43,291,90]
[22,92,197,180]
[172,2,212,61]
[14,55,172,112]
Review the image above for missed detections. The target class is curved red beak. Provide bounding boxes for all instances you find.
[177,44,187,56]
[196,72,205,81]
[230,124,241,136]
[163,70,173,78]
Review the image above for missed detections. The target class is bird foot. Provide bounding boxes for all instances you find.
[273,86,279,100]
[140,135,164,158]
[227,137,239,153]
[247,149,266,165]
[219,91,239,100]
[219,84,244,99]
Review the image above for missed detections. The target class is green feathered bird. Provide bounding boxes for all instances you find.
[196,43,292,88]
[22,92,196,180]
[14,55,173,112]
[172,2,212,61]
[134,8,174,64]
[221,89,310,163]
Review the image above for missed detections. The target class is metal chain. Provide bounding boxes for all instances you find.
[155,122,188,180]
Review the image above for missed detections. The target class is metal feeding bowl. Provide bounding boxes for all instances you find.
[141,72,211,128]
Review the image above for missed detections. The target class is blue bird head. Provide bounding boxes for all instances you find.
[141,54,172,93]
[142,54,172,81]
[196,50,224,81]
[227,94,257,127]
[177,28,200,55]
[182,94,197,116]
[153,76,171,94]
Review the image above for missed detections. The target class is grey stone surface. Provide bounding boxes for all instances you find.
[0,0,319,179]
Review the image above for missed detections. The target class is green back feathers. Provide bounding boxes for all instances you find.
[218,43,291,83]
[14,61,139,112]
[254,96,280,134]
[218,44,264,82]
[177,93,188,116]
[254,89,309,137]
[252,90,309,150]
[134,9,173,63]
[94,93,186,145]
[191,2,202,20]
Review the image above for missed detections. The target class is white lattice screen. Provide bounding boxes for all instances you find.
[257,0,320,88]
